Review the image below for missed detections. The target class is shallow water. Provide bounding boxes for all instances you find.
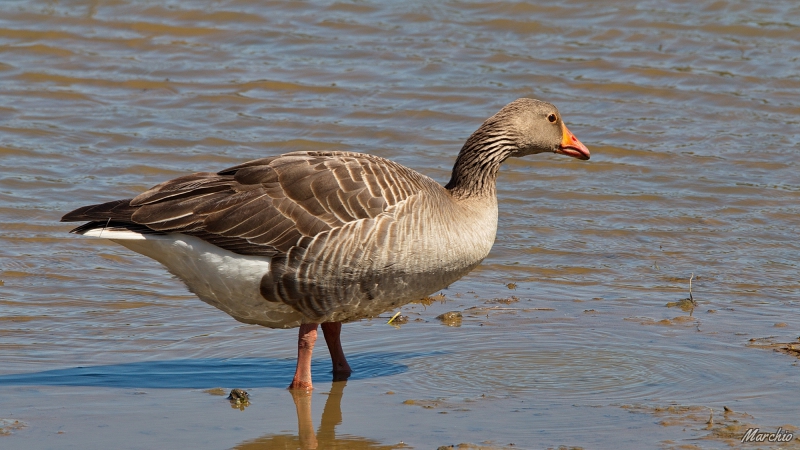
[1,0,799,448]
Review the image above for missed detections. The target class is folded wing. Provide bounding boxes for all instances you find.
[62,151,430,258]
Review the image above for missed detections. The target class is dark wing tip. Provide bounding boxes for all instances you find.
[67,220,167,236]
[61,204,96,222]
[66,221,102,234]
[61,199,136,222]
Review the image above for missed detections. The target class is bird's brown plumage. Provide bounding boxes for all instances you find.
[61,97,591,390]
[63,151,430,257]
[61,98,589,325]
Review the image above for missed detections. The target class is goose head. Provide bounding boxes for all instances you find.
[446,98,590,198]
[488,98,590,160]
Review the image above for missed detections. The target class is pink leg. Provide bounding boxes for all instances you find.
[321,322,351,378]
[289,323,319,390]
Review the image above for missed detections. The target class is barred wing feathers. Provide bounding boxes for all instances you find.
[64,151,433,258]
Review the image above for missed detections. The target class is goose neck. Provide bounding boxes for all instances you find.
[444,135,513,200]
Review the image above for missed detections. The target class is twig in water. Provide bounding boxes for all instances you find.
[387,311,402,325]
[98,217,111,238]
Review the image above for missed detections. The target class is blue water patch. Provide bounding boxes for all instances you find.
[0,352,442,389]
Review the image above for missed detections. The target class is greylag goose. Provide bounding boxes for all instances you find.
[61,98,590,389]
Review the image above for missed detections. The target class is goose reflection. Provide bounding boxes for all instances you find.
[233,379,402,450]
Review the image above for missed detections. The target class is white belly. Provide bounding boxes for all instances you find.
[96,230,306,328]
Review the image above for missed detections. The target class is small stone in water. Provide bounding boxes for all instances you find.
[227,388,250,410]
[436,311,462,327]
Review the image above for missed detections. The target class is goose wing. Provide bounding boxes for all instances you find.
[62,151,432,257]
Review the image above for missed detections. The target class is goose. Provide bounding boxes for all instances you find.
[61,98,590,390]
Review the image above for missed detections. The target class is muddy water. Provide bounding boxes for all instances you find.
[1,0,799,448]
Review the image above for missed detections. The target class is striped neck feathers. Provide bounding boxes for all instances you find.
[445,125,518,200]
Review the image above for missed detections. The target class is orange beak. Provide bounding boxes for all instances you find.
[556,123,590,160]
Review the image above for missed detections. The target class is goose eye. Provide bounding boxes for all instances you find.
[547,113,557,123]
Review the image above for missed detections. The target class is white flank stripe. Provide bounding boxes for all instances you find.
[82,228,147,240]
